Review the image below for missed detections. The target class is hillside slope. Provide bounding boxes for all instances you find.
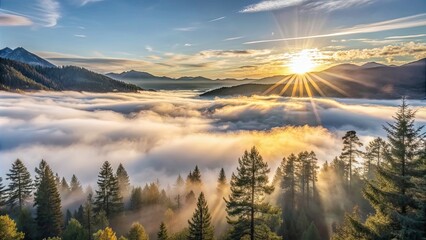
[0,58,142,92]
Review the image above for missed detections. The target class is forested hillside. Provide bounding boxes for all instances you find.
[0,99,424,240]
[0,58,142,92]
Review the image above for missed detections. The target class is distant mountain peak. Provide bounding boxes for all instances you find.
[107,70,156,79]
[361,62,387,68]
[0,47,13,57]
[0,47,55,68]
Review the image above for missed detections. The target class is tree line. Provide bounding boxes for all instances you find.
[0,99,424,240]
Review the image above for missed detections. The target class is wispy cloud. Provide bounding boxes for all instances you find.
[240,0,305,13]
[386,33,426,39]
[74,34,86,38]
[145,45,153,52]
[208,16,225,22]
[224,36,244,41]
[240,0,374,13]
[35,0,60,27]
[184,43,193,47]
[245,13,426,44]
[0,13,33,26]
[330,42,426,61]
[173,26,197,32]
[74,0,104,6]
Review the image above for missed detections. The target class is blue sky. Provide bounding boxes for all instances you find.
[1,0,426,78]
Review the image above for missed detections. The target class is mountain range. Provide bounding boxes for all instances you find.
[0,47,56,68]
[201,59,426,99]
[0,48,142,92]
[106,71,253,90]
[1,47,425,98]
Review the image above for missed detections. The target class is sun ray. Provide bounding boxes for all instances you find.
[309,73,349,97]
[305,73,326,97]
[322,71,373,88]
[302,74,313,98]
[298,75,304,97]
[291,75,299,97]
[279,74,297,95]
[301,74,322,124]
[263,75,293,95]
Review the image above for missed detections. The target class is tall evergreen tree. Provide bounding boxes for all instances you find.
[34,164,63,239]
[364,137,388,180]
[129,187,143,211]
[0,177,7,209]
[176,174,184,190]
[82,194,94,235]
[116,163,130,199]
[34,159,47,188]
[94,161,123,218]
[217,168,227,194]
[188,192,214,240]
[340,131,363,189]
[61,177,70,196]
[364,99,425,239]
[339,99,426,239]
[157,222,169,240]
[70,174,83,196]
[225,146,277,240]
[6,159,33,211]
[307,151,319,201]
[175,174,185,209]
[281,154,297,240]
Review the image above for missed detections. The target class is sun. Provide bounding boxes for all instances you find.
[289,50,317,74]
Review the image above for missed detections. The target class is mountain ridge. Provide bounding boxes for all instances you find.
[201,58,426,99]
[0,57,143,92]
[0,47,56,68]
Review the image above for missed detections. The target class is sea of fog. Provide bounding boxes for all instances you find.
[0,90,425,187]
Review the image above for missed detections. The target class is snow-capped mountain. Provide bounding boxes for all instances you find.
[0,47,55,68]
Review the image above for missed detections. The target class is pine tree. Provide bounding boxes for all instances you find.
[362,99,425,239]
[332,206,368,240]
[175,174,185,209]
[61,177,70,196]
[94,161,123,218]
[307,151,319,202]
[6,159,33,211]
[185,190,196,204]
[34,164,63,239]
[188,192,214,240]
[217,168,227,194]
[364,137,388,180]
[191,166,202,185]
[34,159,47,187]
[187,166,202,192]
[272,163,283,187]
[340,131,363,189]
[116,163,130,199]
[281,154,297,240]
[157,222,169,240]
[225,146,277,240]
[129,187,143,211]
[82,194,95,238]
[70,174,83,196]
[0,177,7,209]
[65,209,72,227]
[127,222,148,240]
